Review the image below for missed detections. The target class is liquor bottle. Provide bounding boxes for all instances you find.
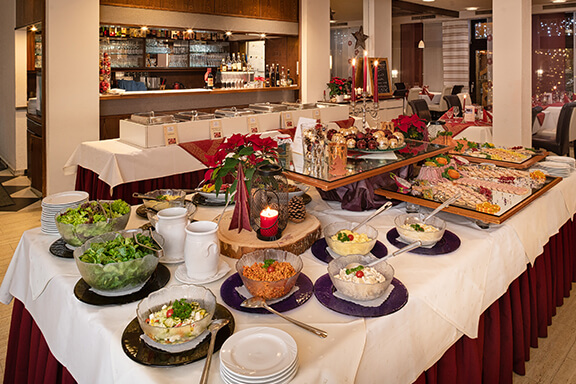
[206,68,214,89]
[287,69,294,85]
[221,58,227,72]
[265,64,270,86]
[270,65,275,87]
[226,55,232,72]
[231,53,236,71]
[242,53,247,72]
[276,64,280,87]
[280,66,286,86]
[237,52,242,71]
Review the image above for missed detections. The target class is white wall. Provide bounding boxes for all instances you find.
[300,0,330,103]
[423,23,443,92]
[45,0,100,194]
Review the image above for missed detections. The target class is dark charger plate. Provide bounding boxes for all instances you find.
[49,238,74,259]
[386,228,461,255]
[74,263,170,306]
[311,238,388,264]
[314,274,408,317]
[121,304,235,367]
[220,272,314,314]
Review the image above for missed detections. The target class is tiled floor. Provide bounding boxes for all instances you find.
[0,171,576,382]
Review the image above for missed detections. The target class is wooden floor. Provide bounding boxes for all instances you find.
[0,177,575,382]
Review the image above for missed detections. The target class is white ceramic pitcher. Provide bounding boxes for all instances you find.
[184,221,220,279]
[155,207,189,262]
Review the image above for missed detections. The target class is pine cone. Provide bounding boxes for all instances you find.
[288,196,306,223]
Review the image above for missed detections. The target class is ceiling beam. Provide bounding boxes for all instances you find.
[392,0,459,18]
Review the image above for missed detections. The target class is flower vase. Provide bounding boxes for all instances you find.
[335,95,345,103]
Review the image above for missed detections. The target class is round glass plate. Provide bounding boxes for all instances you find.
[121,304,235,367]
[310,238,388,264]
[192,193,232,207]
[73,263,170,306]
[49,238,74,259]
[348,142,407,155]
[386,228,461,255]
[220,327,297,378]
[314,274,408,317]
[220,273,313,314]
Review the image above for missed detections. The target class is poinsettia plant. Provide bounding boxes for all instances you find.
[392,114,428,141]
[204,133,279,198]
[327,76,351,96]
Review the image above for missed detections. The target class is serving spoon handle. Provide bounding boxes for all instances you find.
[352,201,393,232]
[263,302,328,338]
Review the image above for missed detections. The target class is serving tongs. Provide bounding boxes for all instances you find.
[96,200,110,223]
[133,230,165,259]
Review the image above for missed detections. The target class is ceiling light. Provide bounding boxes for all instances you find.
[553,0,567,3]
[141,26,148,31]
[418,40,425,49]
[260,33,266,38]
[186,29,193,34]
[226,31,232,36]
[30,25,37,32]
[423,0,435,2]
[465,7,478,11]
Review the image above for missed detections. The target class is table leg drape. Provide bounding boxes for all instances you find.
[74,166,205,205]
[414,217,576,384]
[4,211,575,383]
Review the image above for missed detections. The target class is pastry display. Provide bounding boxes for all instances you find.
[326,125,405,152]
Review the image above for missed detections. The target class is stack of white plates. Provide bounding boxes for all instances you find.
[534,161,572,177]
[545,156,576,169]
[219,327,298,384]
[41,191,89,235]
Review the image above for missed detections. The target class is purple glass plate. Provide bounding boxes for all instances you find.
[314,274,408,317]
[386,229,461,255]
[220,273,313,314]
[311,238,388,264]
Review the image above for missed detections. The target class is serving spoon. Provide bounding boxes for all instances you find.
[351,201,393,232]
[199,318,230,384]
[345,240,422,270]
[422,193,461,222]
[241,297,328,338]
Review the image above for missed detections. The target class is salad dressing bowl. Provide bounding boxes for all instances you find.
[140,189,187,211]
[137,285,216,345]
[73,229,164,297]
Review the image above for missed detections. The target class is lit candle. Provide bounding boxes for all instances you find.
[373,60,379,103]
[260,207,278,237]
[351,59,356,102]
[363,50,368,93]
[463,94,466,111]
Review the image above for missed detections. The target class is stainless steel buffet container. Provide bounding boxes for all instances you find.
[281,102,318,110]
[214,107,256,118]
[130,112,176,125]
[248,103,289,112]
[174,111,216,121]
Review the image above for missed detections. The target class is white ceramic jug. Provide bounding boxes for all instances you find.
[155,207,189,262]
[184,221,220,279]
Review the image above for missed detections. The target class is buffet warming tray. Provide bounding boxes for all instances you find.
[214,107,256,118]
[174,111,216,121]
[130,112,176,125]
[249,103,289,112]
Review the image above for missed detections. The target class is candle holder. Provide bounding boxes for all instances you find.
[249,164,289,241]
[351,91,380,131]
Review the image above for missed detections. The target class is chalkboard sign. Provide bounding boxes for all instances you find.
[368,57,392,98]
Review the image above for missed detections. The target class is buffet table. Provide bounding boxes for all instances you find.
[2,167,576,383]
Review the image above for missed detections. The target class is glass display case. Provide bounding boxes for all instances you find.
[100,38,144,68]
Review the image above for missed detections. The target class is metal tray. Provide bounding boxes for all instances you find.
[281,102,318,110]
[174,111,216,121]
[130,112,176,125]
[248,103,289,112]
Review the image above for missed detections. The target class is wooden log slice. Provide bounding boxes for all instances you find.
[217,211,322,259]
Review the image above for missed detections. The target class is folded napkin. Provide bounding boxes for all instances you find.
[537,112,546,125]
[564,94,571,104]
[439,107,455,121]
[421,86,434,101]
[277,127,296,139]
[483,109,493,123]
[178,138,224,167]
[334,117,355,129]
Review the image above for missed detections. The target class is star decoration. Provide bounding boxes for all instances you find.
[352,26,369,50]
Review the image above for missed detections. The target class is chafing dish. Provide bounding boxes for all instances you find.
[281,102,318,110]
[248,103,289,112]
[130,112,176,125]
[214,107,256,118]
[174,111,216,121]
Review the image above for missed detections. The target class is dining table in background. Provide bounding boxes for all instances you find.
[2,166,576,383]
[419,92,442,105]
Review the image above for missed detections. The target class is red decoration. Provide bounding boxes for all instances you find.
[228,164,252,233]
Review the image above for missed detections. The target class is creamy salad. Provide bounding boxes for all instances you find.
[146,299,207,329]
[334,265,386,284]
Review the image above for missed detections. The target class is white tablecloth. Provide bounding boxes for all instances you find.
[454,125,493,143]
[419,92,442,105]
[532,106,562,135]
[1,171,576,383]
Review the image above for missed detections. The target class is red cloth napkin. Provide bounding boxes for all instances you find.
[335,117,356,129]
[537,112,545,126]
[439,107,455,121]
[483,110,493,123]
[277,127,297,139]
[572,94,576,101]
[564,94,571,104]
[421,86,434,101]
[178,138,224,167]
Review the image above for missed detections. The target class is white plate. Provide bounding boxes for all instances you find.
[158,255,184,264]
[220,327,298,378]
[287,183,309,199]
[221,361,298,384]
[174,260,231,284]
[197,191,230,202]
[42,191,89,206]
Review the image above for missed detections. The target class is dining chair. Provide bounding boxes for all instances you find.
[408,99,432,123]
[405,87,422,114]
[451,85,464,95]
[532,101,576,156]
[429,85,452,114]
[394,82,407,90]
[443,95,462,116]
[531,106,543,128]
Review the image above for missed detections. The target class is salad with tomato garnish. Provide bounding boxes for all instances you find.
[146,298,207,331]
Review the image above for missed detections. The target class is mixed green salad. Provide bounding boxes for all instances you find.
[57,200,130,225]
[56,200,130,246]
[78,234,160,291]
